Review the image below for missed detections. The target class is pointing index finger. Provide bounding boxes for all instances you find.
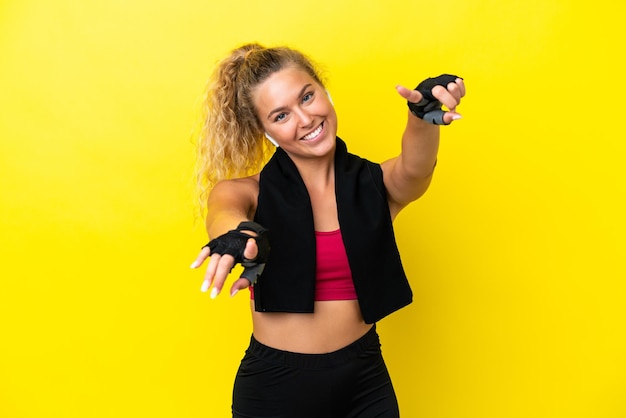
[396,85,424,104]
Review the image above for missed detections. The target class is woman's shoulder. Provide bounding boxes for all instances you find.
[212,174,260,199]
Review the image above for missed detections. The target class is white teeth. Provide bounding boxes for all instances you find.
[302,124,323,141]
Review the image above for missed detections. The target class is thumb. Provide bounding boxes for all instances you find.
[243,238,259,260]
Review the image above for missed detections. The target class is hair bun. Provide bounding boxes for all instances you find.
[233,43,265,60]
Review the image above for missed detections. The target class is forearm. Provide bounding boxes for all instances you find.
[205,209,250,239]
[204,179,257,239]
[397,111,440,180]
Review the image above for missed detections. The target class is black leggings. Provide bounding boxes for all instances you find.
[232,325,400,418]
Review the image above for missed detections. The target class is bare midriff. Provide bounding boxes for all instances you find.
[250,299,373,354]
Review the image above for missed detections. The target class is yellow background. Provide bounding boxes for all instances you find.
[1,0,624,417]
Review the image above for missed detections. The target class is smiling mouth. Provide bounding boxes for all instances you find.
[301,122,324,141]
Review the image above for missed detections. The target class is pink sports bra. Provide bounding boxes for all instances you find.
[249,229,357,301]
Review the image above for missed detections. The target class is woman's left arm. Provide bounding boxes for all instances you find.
[381,77,465,218]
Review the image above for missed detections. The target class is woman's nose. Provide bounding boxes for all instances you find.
[296,109,313,127]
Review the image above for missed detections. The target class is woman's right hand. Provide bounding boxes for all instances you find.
[190,237,259,298]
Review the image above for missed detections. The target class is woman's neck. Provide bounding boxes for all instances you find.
[297,156,335,193]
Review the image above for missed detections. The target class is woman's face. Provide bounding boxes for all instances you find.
[252,66,338,161]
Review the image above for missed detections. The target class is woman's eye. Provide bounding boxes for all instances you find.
[274,113,287,122]
[302,92,313,103]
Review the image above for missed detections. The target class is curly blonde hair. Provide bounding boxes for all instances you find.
[194,43,326,214]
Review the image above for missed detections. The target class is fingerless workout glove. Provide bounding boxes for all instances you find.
[203,221,270,284]
[407,74,460,125]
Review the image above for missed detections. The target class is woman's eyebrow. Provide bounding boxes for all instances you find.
[266,84,313,120]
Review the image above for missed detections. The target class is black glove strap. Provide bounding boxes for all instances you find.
[407,74,459,125]
[240,263,266,285]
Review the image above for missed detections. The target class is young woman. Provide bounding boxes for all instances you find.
[190,43,465,417]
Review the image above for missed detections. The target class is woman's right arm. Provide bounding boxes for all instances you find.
[190,175,260,298]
